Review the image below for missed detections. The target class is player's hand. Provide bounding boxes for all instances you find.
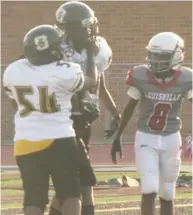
[104,116,120,138]
[83,102,100,122]
[111,138,123,164]
[104,130,115,138]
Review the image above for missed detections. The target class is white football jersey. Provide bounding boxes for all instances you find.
[3,59,85,141]
[61,36,112,73]
[61,36,112,105]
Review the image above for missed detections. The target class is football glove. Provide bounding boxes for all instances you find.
[83,101,100,123]
[111,138,123,164]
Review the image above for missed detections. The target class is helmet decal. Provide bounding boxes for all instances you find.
[34,35,49,51]
[56,8,66,24]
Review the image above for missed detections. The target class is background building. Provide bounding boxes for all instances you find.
[1,1,192,145]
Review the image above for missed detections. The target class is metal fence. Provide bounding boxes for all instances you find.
[1,63,192,145]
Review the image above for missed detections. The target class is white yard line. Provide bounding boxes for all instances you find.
[1,164,192,172]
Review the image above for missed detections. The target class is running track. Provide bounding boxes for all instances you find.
[1,144,191,166]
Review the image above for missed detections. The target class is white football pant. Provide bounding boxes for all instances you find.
[134,130,182,201]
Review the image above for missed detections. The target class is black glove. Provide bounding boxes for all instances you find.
[104,116,120,138]
[111,138,123,164]
[83,101,100,123]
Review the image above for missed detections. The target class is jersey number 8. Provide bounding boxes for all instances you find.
[148,103,171,132]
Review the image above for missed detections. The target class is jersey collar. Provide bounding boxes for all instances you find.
[147,68,181,90]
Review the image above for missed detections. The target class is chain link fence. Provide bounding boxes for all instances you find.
[1,63,192,145]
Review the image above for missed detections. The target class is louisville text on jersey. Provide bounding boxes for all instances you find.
[145,92,181,102]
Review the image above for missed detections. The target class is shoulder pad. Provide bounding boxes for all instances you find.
[3,59,25,86]
[45,61,83,92]
[56,61,81,75]
[95,36,112,72]
[5,58,27,73]
[178,66,192,91]
[180,66,192,77]
[125,64,148,86]
[178,66,192,83]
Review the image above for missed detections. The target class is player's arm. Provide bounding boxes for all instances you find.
[71,42,98,94]
[67,69,97,93]
[83,40,99,91]
[96,36,117,117]
[81,73,97,92]
[4,87,17,109]
[99,72,120,118]
[3,64,18,110]
[110,66,140,164]
[110,86,140,164]
[114,67,141,139]
[82,53,98,92]
[181,88,192,158]
[114,87,140,140]
[186,89,192,102]
[99,72,121,138]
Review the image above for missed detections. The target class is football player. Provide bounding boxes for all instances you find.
[110,32,192,215]
[49,2,120,215]
[3,25,98,215]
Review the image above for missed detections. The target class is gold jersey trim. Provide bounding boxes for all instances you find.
[14,139,54,156]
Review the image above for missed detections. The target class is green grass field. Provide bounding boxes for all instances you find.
[2,171,192,186]
[1,171,192,209]
[1,191,192,209]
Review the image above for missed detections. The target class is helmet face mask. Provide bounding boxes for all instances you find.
[147,51,175,73]
[67,20,98,47]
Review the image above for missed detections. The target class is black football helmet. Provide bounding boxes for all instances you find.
[55,1,99,51]
[23,25,63,65]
